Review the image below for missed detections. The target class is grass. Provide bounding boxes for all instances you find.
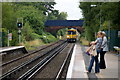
[18,33,59,51]
[19,39,44,50]
[80,37,90,46]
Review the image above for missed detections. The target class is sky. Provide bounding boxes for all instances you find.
[54,0,83,20]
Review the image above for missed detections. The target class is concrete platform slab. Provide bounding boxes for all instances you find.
[96,53,118,78]
[66,43,88,79]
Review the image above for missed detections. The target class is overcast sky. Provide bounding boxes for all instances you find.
[54,0,83,20]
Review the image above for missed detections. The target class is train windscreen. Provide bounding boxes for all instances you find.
[68,31,76,35]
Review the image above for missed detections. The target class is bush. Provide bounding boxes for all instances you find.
[41,32,58,43]
[10,30,19,46]
[21,39,44,50]
[1,28,8,47]
[22,22,34,41]
[80,37,90,46]
[47,34,58,43]
[31,33,41,39]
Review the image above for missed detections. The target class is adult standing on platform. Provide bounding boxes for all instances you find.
[99,31,108,69]
[86,31,103,73]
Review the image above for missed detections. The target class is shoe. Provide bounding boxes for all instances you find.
[100,66,106,69]
[95,72,100,73]
[84,70,90,73]
[100,67,106,69]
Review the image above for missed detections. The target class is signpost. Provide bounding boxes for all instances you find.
[8,30,12,47]
[8,33,12,41]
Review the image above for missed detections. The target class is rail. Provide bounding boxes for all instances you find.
[0,41,67,79]
[55,44,74,79]
[1,40,61,66]
[17,41,68,79]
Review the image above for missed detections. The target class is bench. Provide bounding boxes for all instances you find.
[113,46,120,55]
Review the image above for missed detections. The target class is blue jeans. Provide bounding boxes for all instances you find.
[88,51,100,73]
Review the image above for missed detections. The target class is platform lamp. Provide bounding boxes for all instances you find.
[90,5,98,38]
[91,4,110,50]
[91,4,102,30]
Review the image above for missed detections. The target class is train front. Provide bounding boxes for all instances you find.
[66,28,77,42]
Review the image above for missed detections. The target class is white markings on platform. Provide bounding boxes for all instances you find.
[66,44,88,79]
[66,45,76,79]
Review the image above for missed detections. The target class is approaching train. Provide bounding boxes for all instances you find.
[66,28,79,42]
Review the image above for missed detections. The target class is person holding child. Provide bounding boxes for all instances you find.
[86,31,103,73]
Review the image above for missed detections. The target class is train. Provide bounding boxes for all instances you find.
[66,28,79,42]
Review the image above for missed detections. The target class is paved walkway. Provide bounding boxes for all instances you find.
[66,43,88,79]
[96,52,119,78]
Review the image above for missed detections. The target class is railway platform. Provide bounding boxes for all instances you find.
[0,46,28,64]
[66,43,88,79]
[0,46,27,53]
[66,43,119,79]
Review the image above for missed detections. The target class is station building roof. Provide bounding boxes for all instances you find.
[45,20,84,27]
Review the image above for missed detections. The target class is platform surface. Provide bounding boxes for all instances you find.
[96,52,118,78]
[66,43,88,79]
[66,43,119,79]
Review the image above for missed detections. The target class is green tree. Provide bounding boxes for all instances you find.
[79,2,120,41]
[57,12,68,20]
[2,3,18,46]
[2,2,68,46]
[16,5,46,35]
[2,3,17,30]
[22,22,34,41]
[47,12,58,20]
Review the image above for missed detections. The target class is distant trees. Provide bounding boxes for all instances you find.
[79,2,120,41]
[47,11,67,20]
[57,12,68,20]
[16,5,45,35]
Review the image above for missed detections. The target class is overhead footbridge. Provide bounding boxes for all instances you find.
[44,20,84,35]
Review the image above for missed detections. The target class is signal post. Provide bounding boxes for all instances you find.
[17,18,23,43]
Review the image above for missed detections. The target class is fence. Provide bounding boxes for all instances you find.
[104,30,120,51]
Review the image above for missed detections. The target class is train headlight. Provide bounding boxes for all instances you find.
[67,36,70,38]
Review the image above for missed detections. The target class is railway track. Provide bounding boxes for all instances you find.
[1,40,64,75]
[32,43,74,79]
[18,41,71,80]
[1,40,63,67]
[1,40,71,79]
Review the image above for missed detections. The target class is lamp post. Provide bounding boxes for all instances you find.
[90,5,97,38]
[100,6,102,30]
[91,4,110,50]
[91,4,102,29]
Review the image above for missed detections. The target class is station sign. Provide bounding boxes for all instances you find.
[8,33,12,40]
